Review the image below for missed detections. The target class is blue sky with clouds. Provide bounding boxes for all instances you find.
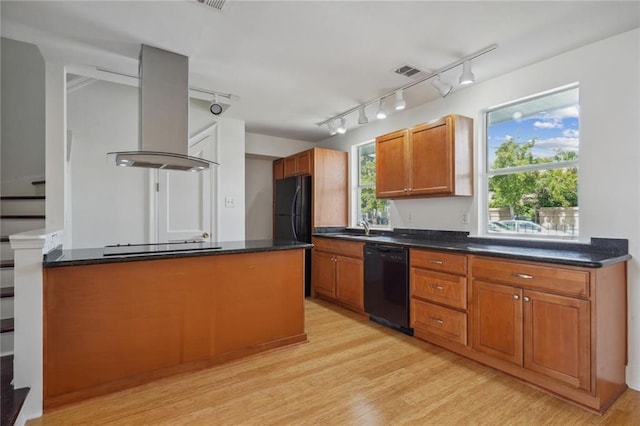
[488,105,580,166]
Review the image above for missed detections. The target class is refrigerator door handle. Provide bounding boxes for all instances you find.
[291,185,301,241]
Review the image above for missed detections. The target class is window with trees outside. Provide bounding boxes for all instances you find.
[486,85,579,239]
[357,142,390,227]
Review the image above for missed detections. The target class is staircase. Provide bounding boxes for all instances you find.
[0,180,45,426]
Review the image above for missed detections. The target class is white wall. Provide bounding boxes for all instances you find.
[1,37,45,195]
[217,117,246,242]
[245,132,315,157]
[319,29,640,389]
[66,79,246,247]
[245,156,273,240]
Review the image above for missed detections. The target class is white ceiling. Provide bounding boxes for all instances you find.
[2,1,639,142]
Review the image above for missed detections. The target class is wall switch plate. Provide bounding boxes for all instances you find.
[225,197,235,208]
[461,212,470,224]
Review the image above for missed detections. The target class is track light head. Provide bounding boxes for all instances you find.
[432,75,453,98]
[327,121,338,136]
[209,94,230,116]
[357,106,368,124]
[394,90,406,111]
[376,99,387,120]
[337,117,347,134]
[459,60,475,85]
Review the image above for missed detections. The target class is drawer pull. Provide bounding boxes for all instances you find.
[513,273,533,280]
[430,317,444,324]
[431,284,444,291]
[523,296,531,302]
[513,294,519,300]
[429,260,444,265]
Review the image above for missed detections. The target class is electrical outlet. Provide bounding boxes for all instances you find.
[225,197,235,208]
[461,212,470,224]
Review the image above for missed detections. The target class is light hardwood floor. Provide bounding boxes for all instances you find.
[29,299,639,425]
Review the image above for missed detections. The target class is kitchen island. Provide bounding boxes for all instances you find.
[42,240,312,410]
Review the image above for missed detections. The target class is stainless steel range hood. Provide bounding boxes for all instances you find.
[108,45,218,171]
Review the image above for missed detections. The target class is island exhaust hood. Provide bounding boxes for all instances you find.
[108,45,218,171]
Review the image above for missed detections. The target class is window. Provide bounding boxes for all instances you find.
[485,85,579,239]
[356,141,390,227]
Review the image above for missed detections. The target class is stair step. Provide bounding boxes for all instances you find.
[0,218,46,235]
[31,180,45,186]
[1,197,45,216]
[0,261,14,269]
[1,355,30,426]
[1,269,14,288]
[0,237,8,243]
[0,331,14,356]
[0,288,14,299]
[0,319,14,334]
[0,215,45,220]
[0,295,13,321]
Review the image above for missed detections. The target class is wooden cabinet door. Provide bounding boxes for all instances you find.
[283,156,297,177]
[472,280,523,365]
[273,159,284,180]
[312,250,336,298]
[376,129,409,198]
[409,117,453,195]
[296,150,312,176]
[335,255,364,310]
[523,290,591,391]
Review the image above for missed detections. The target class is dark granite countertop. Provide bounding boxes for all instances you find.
[313,228,630,268]
[43,239,313,268]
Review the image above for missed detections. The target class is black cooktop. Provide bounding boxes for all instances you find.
[104,241,222,256]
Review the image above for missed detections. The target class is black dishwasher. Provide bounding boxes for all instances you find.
[364,244,412,335]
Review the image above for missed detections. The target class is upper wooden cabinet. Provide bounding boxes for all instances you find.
[274,147,348,228]
[283,150,312,177]
[375,114,473,198]
[273,159,284,180]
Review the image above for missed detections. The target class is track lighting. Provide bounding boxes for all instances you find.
[209,94,223,115]
[337,117,347,134]
[357,106,368,124]
[394,90,406,111]
[376,99,387,119]
[317,44,497,134]
[432,75,453,98]
[327,121,337,136]
[459,60,475,85]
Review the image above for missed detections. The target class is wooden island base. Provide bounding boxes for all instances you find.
[43,249,307,410]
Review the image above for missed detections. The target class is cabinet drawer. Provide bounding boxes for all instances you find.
[411,299,467,345]
[312,237,364,259]
[411,268,466,310]
[471,257,589,298]
[410,249,467,275]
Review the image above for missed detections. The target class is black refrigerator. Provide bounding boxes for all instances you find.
[274,175,312,296]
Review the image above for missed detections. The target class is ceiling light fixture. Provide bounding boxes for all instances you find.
[327,121,337,136]
[376,99,387,120]
[337,117,347,134]
[317,43,498,135]
[357,106,368,124]
[431,75,453,98]
[459,60,475,85]
[394,90,406,111]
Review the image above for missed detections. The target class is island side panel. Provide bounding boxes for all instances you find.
[43,248,307,409]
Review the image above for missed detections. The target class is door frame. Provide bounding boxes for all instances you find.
[147,122,219,243]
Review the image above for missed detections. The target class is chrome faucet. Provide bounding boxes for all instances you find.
[359,220,370,236]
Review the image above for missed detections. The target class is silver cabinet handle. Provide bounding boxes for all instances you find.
[513,273,533,279]
[524,296,531,302]
[430,317,444,324]
[513,294,519,300]
[431,284,444,290]
[429,260,444,265]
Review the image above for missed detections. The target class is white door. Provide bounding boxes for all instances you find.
[156,125,217,242]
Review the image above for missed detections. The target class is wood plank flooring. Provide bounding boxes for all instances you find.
[28,299,639,425]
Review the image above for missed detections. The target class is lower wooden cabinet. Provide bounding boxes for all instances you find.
[410,250,627,414]
[312,237,364,313]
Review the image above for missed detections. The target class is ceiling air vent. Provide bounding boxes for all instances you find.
[394,64,428,80]
[196,0,227,12]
